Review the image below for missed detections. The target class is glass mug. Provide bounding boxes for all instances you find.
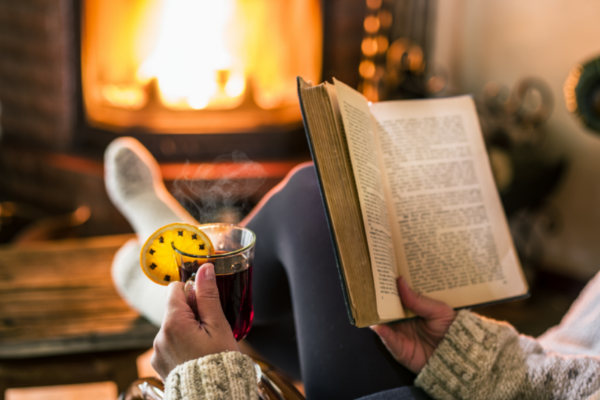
[173,223,255,341]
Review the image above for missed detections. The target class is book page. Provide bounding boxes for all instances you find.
[370,96,527,308]
[333,79,404,320]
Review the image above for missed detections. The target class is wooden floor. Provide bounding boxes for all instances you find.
[0,235,159,398]
[5,382,118,400]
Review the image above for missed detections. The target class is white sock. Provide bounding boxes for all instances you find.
[111,238,168,326]
[105,137,198,326]
[104,137,198,242]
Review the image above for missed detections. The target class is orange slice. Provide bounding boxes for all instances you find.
[140,223,214,285]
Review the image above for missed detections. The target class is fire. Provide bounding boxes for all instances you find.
[136,0,245,110]
[81,0,322,133]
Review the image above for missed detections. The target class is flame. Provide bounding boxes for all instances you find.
[101,84,147,109]
[136,0,245,110]
[83,0,323,131]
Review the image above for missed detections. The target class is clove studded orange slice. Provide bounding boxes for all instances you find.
[140,223,214,285]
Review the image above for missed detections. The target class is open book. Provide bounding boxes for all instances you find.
[297,77,528,328]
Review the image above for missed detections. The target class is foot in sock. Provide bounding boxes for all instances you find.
[105,137,198,326]
[104,137,198,241]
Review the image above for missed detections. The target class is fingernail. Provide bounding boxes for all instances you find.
[203,264,215,280]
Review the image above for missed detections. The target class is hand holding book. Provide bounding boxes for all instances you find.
[370,276,456,374]
[298,77,528,327]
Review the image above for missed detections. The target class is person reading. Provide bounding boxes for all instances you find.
[106,138,600,400]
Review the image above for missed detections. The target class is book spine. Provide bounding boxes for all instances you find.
[296,77,356,325]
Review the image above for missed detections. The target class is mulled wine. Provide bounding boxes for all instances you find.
[175,224,256,342]
[182,260,254,341]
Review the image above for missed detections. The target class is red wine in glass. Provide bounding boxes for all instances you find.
[181,257,254,341]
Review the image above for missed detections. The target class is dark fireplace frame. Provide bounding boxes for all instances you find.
[0,0,365,162]
[72,0,311,162]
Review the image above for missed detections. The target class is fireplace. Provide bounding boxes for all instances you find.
[0,0,366,157]
[0,0,366,235]
[78,0,325,161]
[81,0,322,136]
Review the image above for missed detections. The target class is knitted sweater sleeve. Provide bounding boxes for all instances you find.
[164,351,259,400]
[415,310,600,400]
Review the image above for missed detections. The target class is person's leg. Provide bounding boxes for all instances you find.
[245,164,419,400]
[105,137,199,326]
[103,137,424,398]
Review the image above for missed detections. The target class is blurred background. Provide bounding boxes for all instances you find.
[434,0,600,281]
[1,0,600,398]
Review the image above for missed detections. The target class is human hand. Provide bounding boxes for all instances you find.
[370,277,456,374]
[151,263,239,379]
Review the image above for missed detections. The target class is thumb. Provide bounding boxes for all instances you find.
[195,263,226,325]
[398,277,451,319]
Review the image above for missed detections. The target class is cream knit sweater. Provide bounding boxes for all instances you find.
[165,352,258,400]
[165,272,600,400]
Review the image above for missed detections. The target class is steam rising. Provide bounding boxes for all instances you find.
[172,151,266,223]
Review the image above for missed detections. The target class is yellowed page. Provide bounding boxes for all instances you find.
[333,78,404,320]
[370,96,527,309]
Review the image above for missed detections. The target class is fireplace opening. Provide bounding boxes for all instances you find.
[81,0,322,135]
[0,0,364,163]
